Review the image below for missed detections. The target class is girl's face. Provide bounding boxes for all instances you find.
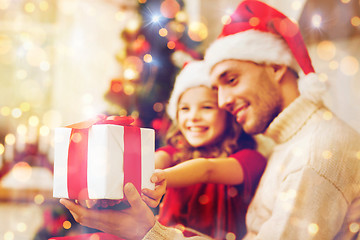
[177,86,227,148]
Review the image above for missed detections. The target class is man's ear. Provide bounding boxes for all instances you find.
[268,64,287,83]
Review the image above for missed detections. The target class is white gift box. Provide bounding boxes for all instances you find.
[53,124,155,200]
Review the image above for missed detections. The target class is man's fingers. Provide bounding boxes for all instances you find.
[124,183,144,209]
[141,195,159,208]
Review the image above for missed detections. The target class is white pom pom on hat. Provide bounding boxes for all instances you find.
[166,61,211,121]
[204,0,315,76]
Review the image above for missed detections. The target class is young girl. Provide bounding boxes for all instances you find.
[155,61,267,239]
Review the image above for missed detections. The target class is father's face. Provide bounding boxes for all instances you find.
[210,59,282,135]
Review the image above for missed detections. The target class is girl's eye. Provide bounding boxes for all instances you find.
[228,77,236,84]
[202,105,215,110]
[179,106,189,111]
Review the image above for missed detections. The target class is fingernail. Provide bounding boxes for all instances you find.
[151,175,158,182]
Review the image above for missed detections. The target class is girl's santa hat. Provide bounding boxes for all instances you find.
[204,0,315,75]
[167,61,211,121]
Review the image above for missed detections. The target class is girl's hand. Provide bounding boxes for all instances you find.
[141,169,167,208]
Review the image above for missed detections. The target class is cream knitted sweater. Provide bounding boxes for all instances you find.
[143,96,360,240]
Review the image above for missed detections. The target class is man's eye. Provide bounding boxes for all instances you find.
[228,78,236,84]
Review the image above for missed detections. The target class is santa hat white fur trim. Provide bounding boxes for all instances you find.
[167,61,211,121]
[205,29,300,73]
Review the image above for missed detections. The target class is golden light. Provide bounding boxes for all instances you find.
[11,108,22,118]
[341,0,351,3]
[159,28,168,37]
[16,222,27,232]
[124,84,135,95]
[340,56,359,76]
[160,0,180,19]
[329,60,339,70]
[175,11,187,22]
[311,14,322,28]
[125,16,141,33]
[357,151,360,159]
[34,194,44,205]
[322,111,333,120]
[0,34,12,55]
[63,221,72,230]
[1,106,11,116]
[24,2,36,13]
[119,108,128,116]
[167,41,176,49]
[225,232,236,240]
[39,0,49,11]
[221,15,231,25]
[351,16,360,27]
[188,21,208,42]
[29,115,40,127]
[40,125,50,136]
[20,102,31,112]
[318,73,328,83]
[349,222,360,233]
[143,54,153,63]
[316,41,336,61]
[5,134,15,145]
[4,231,14,240]
[249,17,260,27]
[124,68,139,80]
[308,223,319,235]
[71,132,83,143]
[138,0,147,3]
[89,234,101,240]
[12,161,32,183]
[17,124,27,136]
[131,110,139,118]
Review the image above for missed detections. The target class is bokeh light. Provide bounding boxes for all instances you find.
[167,40,176,49]
[160,0,180,19]
[143,54,153,63]
[340,56,359,76]
[29,115,40,127]
[349,222,360,233]
[63,221,72,230]
[188,21,208,42]
[5,134,15,145]
[221,15,231,25]
[308,223,319,235]
[12,161,32,183]
[311,14,322,28]
[34,194,44,205]
[351,16,360,27]
[316,41,336,61]
[159,28,168,37]
[11,108,22,118]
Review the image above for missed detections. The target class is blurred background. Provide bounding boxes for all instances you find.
[0,0,359,239]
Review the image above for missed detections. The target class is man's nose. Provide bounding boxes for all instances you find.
[218,89,233,111]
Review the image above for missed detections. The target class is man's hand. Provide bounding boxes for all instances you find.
[141,169,167,208]
[60,183,156,240]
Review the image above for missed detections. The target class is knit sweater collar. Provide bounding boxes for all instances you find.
[264,95,323,144]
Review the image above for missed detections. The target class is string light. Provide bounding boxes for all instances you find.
[311,14,322,28]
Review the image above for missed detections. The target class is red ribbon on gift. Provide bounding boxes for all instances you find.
[66,115,142,200]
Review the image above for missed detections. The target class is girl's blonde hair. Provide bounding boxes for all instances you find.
[165,110,256,165]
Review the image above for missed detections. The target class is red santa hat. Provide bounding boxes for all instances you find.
[166,61,211,121]
[204,0,315,75]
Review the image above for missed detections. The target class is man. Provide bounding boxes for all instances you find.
[60,1,360,239]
